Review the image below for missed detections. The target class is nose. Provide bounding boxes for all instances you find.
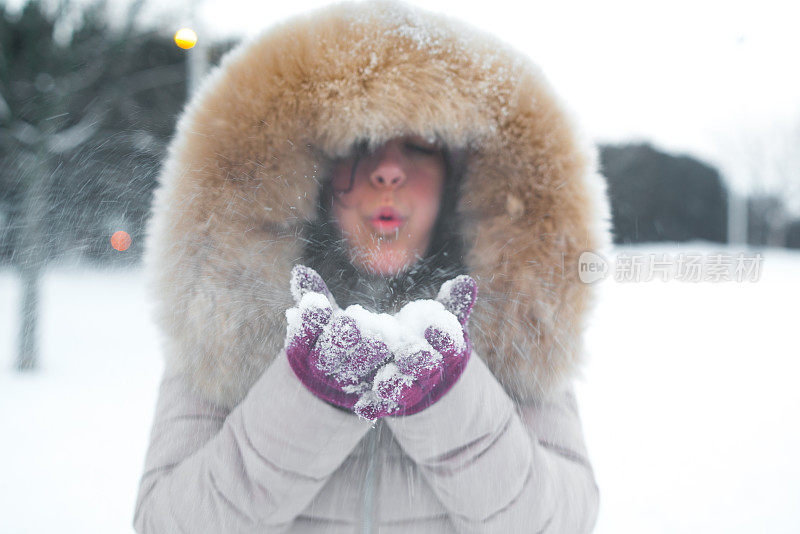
[369,146,406,189]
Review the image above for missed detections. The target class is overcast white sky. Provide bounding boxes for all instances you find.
[11,0,799,202]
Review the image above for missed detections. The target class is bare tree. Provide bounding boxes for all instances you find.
[715,115,800,246]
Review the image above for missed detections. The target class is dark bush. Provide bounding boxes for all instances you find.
[599,143,728,245]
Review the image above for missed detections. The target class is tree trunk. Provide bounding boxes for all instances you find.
[727,189,748,245]
[15,168,48,372]
[16,264,41,371]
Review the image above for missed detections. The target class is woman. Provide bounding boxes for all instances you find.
[134,1,612,532]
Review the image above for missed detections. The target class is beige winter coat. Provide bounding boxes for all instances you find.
[134,1,612,532]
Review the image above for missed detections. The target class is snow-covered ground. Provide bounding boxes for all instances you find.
[1,242,798,533]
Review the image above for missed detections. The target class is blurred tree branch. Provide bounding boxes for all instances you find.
[0,0,188,370]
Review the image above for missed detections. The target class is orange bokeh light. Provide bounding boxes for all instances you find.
[111,230,131,251]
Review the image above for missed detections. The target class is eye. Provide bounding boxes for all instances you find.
[404,141,440,156]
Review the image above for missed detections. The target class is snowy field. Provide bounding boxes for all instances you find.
[1,242,798,533]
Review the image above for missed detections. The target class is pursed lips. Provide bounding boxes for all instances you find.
[369,206,406,233]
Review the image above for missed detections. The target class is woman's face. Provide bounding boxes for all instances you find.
[330,136,446,276]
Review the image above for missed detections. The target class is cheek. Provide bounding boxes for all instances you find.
[415,177,444,227]
[331,202,360,238]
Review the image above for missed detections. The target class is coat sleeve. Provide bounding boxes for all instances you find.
[384,354,600,533]
[132,353,372,533]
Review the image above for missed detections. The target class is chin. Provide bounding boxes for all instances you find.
[362,249,415,277]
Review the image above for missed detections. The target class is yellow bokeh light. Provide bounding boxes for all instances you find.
[174,28,197,50]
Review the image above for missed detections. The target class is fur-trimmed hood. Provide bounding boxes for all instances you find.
[143,0,612,410]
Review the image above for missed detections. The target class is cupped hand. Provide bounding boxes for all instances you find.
[355,274,478,419]
[285,266,392,410]
[285,266,478,421]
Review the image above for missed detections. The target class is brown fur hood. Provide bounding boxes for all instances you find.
[143,0,613,409]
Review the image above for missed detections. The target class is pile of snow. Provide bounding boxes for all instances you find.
[286,294,464,418]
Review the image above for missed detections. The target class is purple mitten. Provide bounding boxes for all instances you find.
[285,266,392,410]
[359,275,478,419]
[356,347,443,419]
